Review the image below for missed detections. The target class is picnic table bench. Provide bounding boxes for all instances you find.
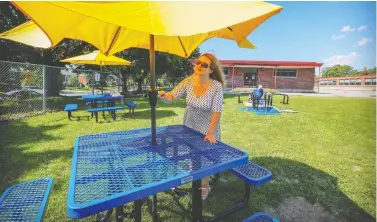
[87,106,124,122]
[0,177,54,222]
[206,160,273,221]
[64,104,78,120]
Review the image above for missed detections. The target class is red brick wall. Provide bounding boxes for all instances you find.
[224,67,244,88]
[226,67,315,90]
[258,68,274,88]
[276,68,315,90]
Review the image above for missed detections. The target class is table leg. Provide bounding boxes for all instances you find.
[134,199,142,222]
[152,194,157,221]
[116,206,124,222]
[190,179,204,222]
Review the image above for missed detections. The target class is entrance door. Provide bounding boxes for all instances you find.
[243,68,258,87]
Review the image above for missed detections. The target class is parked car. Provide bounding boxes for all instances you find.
[3,86,43,99]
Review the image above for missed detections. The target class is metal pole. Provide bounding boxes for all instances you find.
[149,34,157,146]
[149,34,158,221]
[318,67,321,94]
[231,65,235,90]
[42,66,46,113]
[274,66,277,90]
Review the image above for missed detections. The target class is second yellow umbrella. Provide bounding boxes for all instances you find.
[61,50,131,93]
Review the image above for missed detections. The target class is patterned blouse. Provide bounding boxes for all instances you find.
[171,75,223,140]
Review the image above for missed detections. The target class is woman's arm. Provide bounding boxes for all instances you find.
[158,77,190,103]
[207,112,221,133]
[204,83,223,143]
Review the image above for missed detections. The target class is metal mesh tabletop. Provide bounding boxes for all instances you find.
[0,178,53,222]
[67,124,248,218]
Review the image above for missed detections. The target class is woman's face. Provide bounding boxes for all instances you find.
[193,56,213,76]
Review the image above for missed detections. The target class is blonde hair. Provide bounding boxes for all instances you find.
[201,53,226,88]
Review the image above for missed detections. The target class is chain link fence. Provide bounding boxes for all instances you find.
[0,60,45,120]
[0,60,187,120]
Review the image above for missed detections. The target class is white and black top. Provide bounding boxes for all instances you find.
[171,75,223,140]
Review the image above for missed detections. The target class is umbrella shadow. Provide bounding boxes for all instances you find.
[144,156,375,222]
[202,156,376,222]
[0,120,72,192]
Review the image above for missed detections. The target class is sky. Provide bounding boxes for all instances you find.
[198,1,376,74]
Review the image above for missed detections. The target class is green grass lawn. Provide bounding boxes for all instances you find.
[0,95,375,221]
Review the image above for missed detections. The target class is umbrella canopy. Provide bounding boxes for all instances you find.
[60,50,132,66]
[10,2,282,57]
[10,1,283,145]
[0,20,257,58]
[0,20,55,48]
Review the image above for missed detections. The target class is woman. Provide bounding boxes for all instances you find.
[157,52,225,200]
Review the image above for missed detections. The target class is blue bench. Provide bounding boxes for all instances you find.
[87,106,124,122]
[207,161,272,221]
[229,161,272,186]
[124,101,137,116]
[64,104,78,120]
[243,212,280,222]
[0,177,54,222]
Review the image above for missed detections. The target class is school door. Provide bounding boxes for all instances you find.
[243,68,258,87]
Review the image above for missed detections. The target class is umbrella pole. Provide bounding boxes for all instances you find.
[149,34,157,146]
[149,34,158,222]
[100,65,103,94]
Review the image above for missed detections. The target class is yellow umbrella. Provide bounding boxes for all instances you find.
[0,20,257,57]
[10,1,282,57]
[11,1,283,146]
[60,50,131,66]
[0,20,56,48]
[60,50,131,93]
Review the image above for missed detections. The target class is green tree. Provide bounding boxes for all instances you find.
[0,2,97,96]
[362,67,376,75]
[321,65,359,77]
[67,75,80,87]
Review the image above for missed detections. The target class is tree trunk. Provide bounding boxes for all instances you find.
[121,74,128,96]
[137,79,143,94]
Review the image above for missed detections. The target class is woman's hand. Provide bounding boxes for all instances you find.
[157,90,166,98]
[204,133,217,144]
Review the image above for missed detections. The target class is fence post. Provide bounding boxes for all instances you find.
[43,66,46,113]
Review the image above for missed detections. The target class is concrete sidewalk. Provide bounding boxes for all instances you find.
[312,88,376,98]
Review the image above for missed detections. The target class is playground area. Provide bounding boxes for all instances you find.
[0,94,375,221]
[0,2,375,221]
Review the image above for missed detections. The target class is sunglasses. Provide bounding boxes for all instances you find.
[193,59,210,69]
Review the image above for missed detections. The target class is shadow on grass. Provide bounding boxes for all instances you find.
[153,157,375,222]
[0,120,72,193]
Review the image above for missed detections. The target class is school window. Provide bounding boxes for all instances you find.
[365,78,376,85]
[355,78,362,85]
[273,69,297,78]
[350,79,357,85]
[339,79,345,85]
[344,79,350,85]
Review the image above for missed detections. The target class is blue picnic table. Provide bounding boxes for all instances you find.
[82,94,125,122]
[66,125,248,221]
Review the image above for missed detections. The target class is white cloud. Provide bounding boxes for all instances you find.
[357,25,367,31]
[356,37,373,46]
[323,52,359,66]
[341,25,355,32]
[331,34,345,40]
